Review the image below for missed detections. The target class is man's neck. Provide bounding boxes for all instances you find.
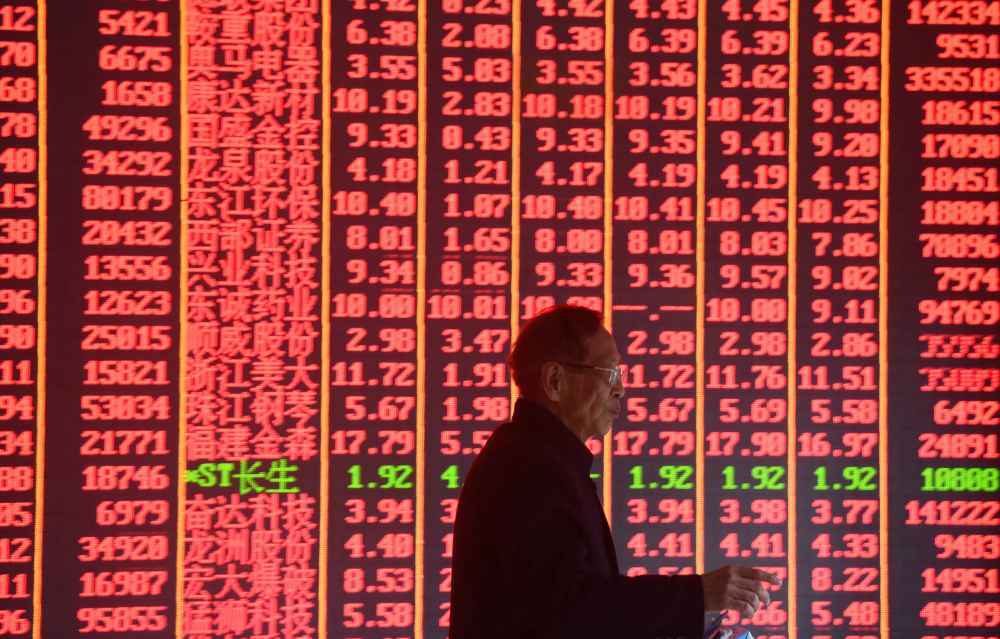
[525,396,590,444]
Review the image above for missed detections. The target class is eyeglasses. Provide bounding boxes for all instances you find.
[558,362,622,386]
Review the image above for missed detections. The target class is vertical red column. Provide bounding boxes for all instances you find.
[888,0,999,637]
[180,1,325,636]
[516,0,609,324]
[325,0,423,633]
[422,0,517,631]
[794,0,886,637]
[516,0,611,514]
[0,1,43,637]
[700,0,796,635]
[608,0,703,579]
[42,0,183,635]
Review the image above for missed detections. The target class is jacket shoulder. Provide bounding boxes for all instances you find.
[468,420,568,479]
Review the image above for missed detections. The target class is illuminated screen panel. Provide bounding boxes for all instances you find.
[0,0,995,638]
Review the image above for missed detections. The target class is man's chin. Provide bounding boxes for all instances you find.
[597,421,614,438]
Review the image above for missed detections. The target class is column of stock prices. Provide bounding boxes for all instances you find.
[0,0,996,637]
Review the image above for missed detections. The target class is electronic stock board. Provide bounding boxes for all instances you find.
[0,0,998,637]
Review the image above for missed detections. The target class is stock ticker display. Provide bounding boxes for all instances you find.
[0,0,997,637]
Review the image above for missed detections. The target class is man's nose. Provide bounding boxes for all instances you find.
[611,377,625,398]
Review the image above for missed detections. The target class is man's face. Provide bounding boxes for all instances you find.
[556,328,625,442]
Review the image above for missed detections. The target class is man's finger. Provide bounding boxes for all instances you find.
[726,594,756,620]
[738,567,781,586]
[736,578,770,607]
[729,590,760,618]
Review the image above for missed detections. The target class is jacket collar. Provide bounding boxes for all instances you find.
[511,397,594,477]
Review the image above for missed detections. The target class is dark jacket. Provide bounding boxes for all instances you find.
[450,398,705,639]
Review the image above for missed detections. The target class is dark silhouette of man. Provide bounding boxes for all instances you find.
[450,304,780,639]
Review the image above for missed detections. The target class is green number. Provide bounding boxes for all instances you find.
[397,464,414,488]
[378,465,396,488]
[751,465,785,489]
[922,467,1000,492]
[960,468,972,490]
[348,464,363,489]
[844,466,876,490]
[441,464,460,489]
[629,465,646,489]
[722,466,737,489]
[922,467,938,491]
[814,466,830,490]
[934,467,952,491]
[378,464,414,488]
[659,465,694,489]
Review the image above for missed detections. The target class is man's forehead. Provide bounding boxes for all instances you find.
[587,328,620,363]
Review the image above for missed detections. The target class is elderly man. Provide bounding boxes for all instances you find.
[450,304,780,639]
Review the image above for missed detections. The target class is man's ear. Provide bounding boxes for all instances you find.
[538,362,562,402]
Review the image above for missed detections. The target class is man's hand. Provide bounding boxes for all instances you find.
[701,565,782,617]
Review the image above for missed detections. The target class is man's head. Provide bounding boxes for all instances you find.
[509,305,625,443]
